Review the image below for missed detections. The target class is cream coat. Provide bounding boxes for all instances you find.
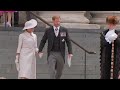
[16,31,38,79]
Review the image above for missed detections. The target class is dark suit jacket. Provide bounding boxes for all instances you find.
[38,26,72,62]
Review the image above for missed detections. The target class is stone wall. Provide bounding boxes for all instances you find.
[1,11,120,29]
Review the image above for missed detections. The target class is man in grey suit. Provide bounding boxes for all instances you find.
[38,16,73,79]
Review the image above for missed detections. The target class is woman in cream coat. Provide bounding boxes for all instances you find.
[16,19,38,79]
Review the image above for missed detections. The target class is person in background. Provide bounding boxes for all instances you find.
[100,16,120,79]
[0,11,15,27]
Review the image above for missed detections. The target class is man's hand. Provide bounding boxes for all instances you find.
[38,52,44,59]
[68,54,73,59]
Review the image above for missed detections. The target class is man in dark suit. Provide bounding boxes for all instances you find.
[38,16,73,79]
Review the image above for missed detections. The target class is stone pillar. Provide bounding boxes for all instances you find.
[19,11,40,24]
[38,11,100,29]
[18,11,46,27]
[89,11,120,29]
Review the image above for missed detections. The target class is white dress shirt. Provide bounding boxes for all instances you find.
[53,26,60,37]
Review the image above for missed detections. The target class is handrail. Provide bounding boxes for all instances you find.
[70,39,96,54]
[29,11,96,54]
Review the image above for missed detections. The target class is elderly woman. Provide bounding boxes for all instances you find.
[16,19,38,79]
[100,16,120,79]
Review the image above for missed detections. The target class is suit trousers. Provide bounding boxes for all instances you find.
[48,51,64,79]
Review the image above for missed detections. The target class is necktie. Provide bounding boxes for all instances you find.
[55,27,58,37]
[55,27,58,31]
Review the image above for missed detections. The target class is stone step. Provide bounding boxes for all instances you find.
[47,23,100,29]
[90,18,106,24]
[0,28,101,79]
[90,11,120,18]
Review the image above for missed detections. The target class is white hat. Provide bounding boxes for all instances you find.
[23,19,37,30]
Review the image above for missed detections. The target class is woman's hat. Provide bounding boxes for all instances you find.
[23,19,37,30]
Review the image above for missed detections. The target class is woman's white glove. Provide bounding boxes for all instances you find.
[35,48,39,53]
[15,55,20,71]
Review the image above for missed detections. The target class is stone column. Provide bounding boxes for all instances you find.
[0,11,100,29]
[38,11,100,29]
[19,11,41,25]
[89,11,120,29]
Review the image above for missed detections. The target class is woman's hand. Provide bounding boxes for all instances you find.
[16,53,20,63]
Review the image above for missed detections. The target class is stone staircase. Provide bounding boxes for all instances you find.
[1,11,120,79]
[0,27,102,79]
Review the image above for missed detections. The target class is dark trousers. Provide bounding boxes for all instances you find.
[14,12,19,26]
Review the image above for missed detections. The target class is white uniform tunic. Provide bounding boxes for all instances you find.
[16,31,38,79]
